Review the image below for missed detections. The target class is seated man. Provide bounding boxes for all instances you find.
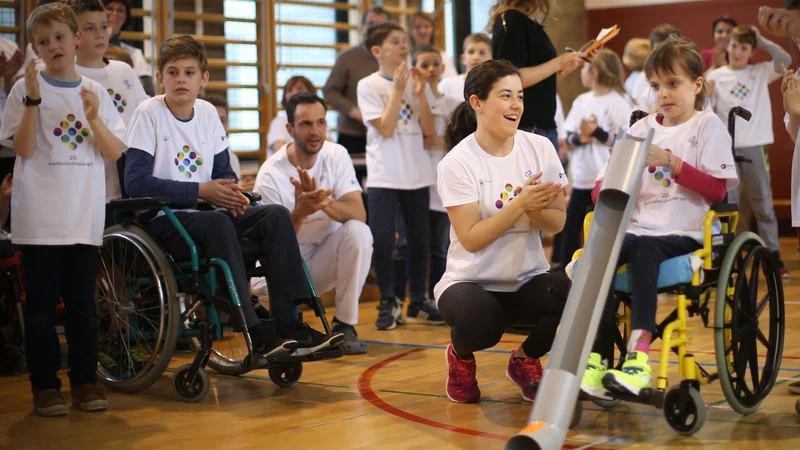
[253,93,373,355]
[124,34,342,358]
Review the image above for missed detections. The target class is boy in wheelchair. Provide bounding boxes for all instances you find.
[124,35,343,359]
[579,37,738,399]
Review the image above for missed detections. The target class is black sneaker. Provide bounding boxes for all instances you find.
[332,321,368,355]
[250,320,298,359]
[375,298,403,330]
[287,323,344,356]
[406,299,445,325]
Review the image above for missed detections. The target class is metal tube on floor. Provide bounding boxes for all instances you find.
[506,128,654,450]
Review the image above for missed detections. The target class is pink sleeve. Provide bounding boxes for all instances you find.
[591,180,602,204]
[674,161,727,204]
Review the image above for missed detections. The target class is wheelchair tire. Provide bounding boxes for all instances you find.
[663,385,705,435]
[714,232,785,415]
[96,225,180,394]
[173,363,210,402]
[796,400,800,416]
[268,361,303,387]
[590,397,621,409]
[570,400,582,429]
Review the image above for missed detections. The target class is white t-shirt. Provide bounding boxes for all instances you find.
[0,74,126,246]
[77,60,149,201]
[358,72,436,190]
[597,111,738,242]
[120,42,153,78]
[555,94,566,141]
[439,74,465,102]
[784,106,800,226]
[433,131,568,301]
[625,71,641,95]
[126,96,228,184]
[428,94,462,212]
[707,62,780,148]
[267,113,291,158]
[564,90,633,189]
[254,140,361,256]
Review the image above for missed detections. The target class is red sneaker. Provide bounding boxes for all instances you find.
[506,350,543,402]
[445,344,480,403]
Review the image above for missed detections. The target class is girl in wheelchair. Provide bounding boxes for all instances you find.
[580,37,738,399]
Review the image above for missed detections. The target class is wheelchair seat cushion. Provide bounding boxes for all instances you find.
[571,252,703,293]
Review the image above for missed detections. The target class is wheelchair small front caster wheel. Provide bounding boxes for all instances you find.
[664,386,706,435]
[173,364,210,402]
[570,401,582,429]
[269,361,303,387]
[795,400,800,416]
[591,397,621,409]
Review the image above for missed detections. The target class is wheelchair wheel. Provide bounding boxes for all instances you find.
[714,232,785,415]
[590,397,621,409]
[96,225,180,393]
[663,385,706,436]
[269,361,303,387]
[570,401,582,429]
[173,363,210,402]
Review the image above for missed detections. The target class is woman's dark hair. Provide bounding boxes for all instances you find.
[444,60,521,151]
[711,15,737,35]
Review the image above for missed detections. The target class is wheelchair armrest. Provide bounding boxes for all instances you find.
[711,203,738,213]
[242,191,262,203]
[108,196,172,211]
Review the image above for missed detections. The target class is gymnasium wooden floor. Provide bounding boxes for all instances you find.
[1,241,800,450]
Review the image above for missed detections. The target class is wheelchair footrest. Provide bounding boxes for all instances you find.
[270,347,343,364]
[607,388,665,409]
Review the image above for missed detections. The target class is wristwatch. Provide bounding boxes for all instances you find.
[22,95,41,107]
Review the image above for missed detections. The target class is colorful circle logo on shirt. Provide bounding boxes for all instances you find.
[398,100,414,125]
[495,183,518,209]
[174,145,204,179]
[647,165,672,188]
[107,88,128,113]
[52,113,90,150]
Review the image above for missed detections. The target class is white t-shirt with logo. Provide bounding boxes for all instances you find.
[564,90,633,189]
[428,94,462,212]
[597,111,738,242]
[707,62,780,148]
[126,96,228,185]
[0,74,126,246]
[254,140,361,256]
[267,113,291,158]
[433,131,568,301]
[439,74,465,102]
[77,60,149,201]
[358,72,436,190]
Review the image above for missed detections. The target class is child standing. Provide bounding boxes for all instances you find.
[707,25,791,278]
[622,38,650,95]
[439,33,492,101]
[357,22,436,330]
[69,0,148,202]
[0,3,127,416]
[580,38,738,398]
[560,49,633,265]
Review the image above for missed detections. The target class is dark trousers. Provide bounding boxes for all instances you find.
[394,210,450,301]
[368,187,430,302]
[558,188,594,265]
[337,133,367,155]
[438,272,571,358]
[147,205,308,336]
[22,245,100,390]
[592,233,702,363]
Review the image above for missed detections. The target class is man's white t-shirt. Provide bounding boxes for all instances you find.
[708,62,780,148]
[358,72,436,190]
[597,111,738,242]
[439,74,465,102]
[433,131,568,301]
[0,74,126,246]
[77,60,149,201]
[254,140,361,256]
[428,94,462,212]
[564,90,632,189]
[126,96,228,184]
[267,113,291,158]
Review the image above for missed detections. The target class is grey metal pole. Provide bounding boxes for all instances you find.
[506,128,654,450]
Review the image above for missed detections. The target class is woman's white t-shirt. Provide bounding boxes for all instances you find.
[433,130,568,301]
[564,90,633,189]
[597,111,738,242]
[77,60,149,201]
[267,113,292,158]
[0,74,127,246]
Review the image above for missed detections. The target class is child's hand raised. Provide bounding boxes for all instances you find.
[410,67,427,95]
[782,65,800,117]
[80,87,100,122]
[24,59,39,99]
[393,60,409,94]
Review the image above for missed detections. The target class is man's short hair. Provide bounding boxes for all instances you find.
[365,21,404,52]
[361,6,390,25]
[157,34,208,73]
[286,93,327,126]
[27,3,79,44]
[64,0,105,16]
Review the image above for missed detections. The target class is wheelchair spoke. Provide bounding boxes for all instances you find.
[755,327,770,349]
[756,294,769,318]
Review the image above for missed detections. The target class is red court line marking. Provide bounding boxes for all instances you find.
[357,347,606,449]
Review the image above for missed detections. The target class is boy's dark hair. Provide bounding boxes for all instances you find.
[711,15,737,35]
[365,21,404,52]
[202,94,228,111]
[157,34,208,73]
[730,25,757,49]
[361,6,390,25]
[412,44,440,66]
[27,3,79,44]
[445,60,520,150]
[286,93,327,126]
[649,24,682,48]
[644,36,708,111]
[64,0,105,16]
[463,33,491,51]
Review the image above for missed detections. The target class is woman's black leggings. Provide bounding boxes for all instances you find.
[438,272,571,359]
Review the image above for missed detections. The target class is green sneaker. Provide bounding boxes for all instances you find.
[581,352,611,399]
[602,351,652,396]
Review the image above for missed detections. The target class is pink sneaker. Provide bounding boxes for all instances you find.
[505,350,543,402]
[445,344,480,403]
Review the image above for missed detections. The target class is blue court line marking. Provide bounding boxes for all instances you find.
[361,340,800,372]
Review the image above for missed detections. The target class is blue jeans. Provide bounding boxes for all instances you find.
[369,187,430,302]
[394,210,450,301]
